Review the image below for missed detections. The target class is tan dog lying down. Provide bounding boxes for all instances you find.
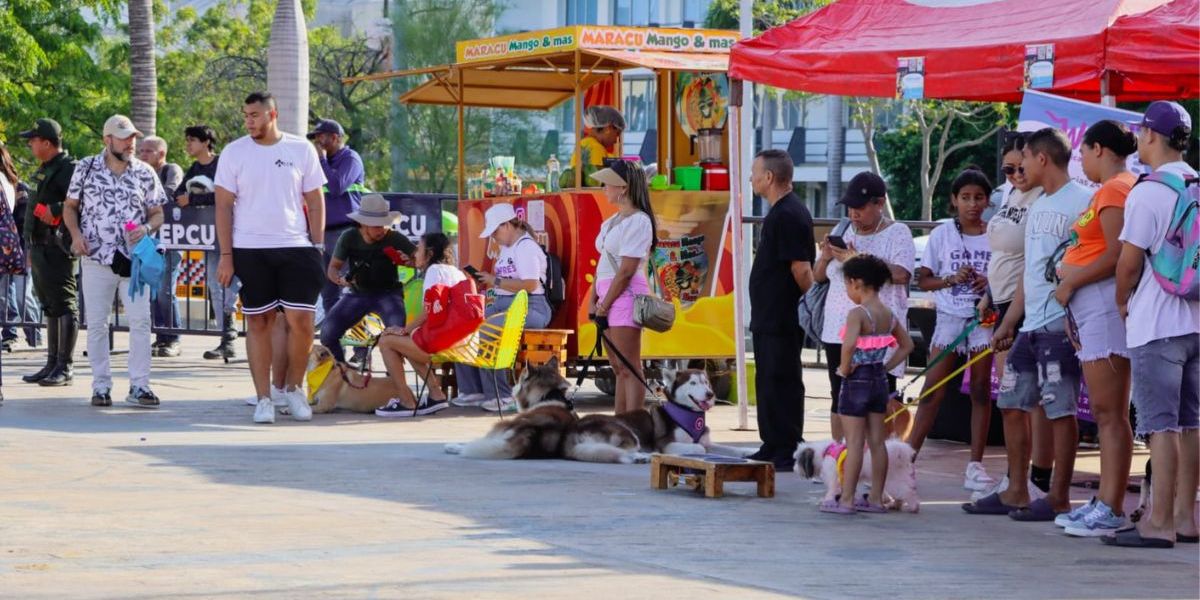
[307,345,399,413]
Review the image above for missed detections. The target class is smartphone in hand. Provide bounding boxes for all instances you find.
[827,235,848,249]
[463,265,481,279]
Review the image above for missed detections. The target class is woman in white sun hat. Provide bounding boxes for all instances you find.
[451,203,553,413]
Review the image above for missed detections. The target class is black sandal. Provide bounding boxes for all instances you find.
[1101,528,1175,549]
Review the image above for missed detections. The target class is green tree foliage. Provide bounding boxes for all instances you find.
[0,0,124,166]
[878,102,1010,221]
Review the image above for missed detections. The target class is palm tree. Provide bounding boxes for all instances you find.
[267,0,310,136]
[129,0,156,136]
[825,95,844,218]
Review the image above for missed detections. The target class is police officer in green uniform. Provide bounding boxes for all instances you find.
[19,118,79,386]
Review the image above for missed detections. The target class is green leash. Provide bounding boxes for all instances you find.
[890,314,985,401]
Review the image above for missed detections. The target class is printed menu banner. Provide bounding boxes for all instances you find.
[1024,43,1055,89]
[896,56,925,100]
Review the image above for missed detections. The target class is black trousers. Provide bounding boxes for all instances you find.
[30,243,78,318]
[753,329,805,459]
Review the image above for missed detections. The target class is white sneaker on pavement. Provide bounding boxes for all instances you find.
[481,396,518,413]
[253,397,275,424]
[284,387,312,421]
[450,393,487,408]
[964,461,996,492]
[244,386,290,407]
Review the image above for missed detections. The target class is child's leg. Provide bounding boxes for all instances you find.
[907,350,961,454]
[840,414,866,509]
[867,411,889,506]
[968,350,995,463]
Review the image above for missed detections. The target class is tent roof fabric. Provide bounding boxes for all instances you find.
[729,0,1187,102]
[1107,0,1200,99]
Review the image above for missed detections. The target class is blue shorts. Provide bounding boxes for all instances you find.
[996,319,1081,420]
[838,363,889,418]
[1130,334,1200,435]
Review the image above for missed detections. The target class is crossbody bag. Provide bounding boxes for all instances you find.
[600,215,675,333]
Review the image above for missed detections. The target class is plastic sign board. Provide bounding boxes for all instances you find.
[456,26,739,64]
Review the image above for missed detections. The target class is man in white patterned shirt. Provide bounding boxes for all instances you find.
[62,115,167,409]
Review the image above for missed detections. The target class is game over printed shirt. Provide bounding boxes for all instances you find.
[921,222,991,318]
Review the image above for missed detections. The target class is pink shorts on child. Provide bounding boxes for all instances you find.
[596,275,650,328]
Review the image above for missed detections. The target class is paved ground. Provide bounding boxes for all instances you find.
[1,336,1197,599]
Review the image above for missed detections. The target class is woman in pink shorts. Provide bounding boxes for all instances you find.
[589,160,658,414]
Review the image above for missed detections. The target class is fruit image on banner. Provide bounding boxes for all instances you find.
[675,72,729,137]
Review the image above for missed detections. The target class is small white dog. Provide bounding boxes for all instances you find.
[793,438,921,513]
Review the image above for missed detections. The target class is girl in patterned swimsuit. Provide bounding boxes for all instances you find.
[827,255,914,514]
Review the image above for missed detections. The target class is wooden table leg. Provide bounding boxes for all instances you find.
[757,464,775,498]
[651,456,669,490]
[704,465,723,498]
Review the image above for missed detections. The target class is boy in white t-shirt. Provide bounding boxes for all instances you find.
[214,92,327,425]
[1107,101,1199,549]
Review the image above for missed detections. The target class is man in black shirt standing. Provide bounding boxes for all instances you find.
[747,149,815,469]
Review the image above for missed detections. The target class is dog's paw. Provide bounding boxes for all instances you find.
[443,443,465,455]
[622,451,652,464]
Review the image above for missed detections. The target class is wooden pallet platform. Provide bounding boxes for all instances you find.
[650,454,775,499]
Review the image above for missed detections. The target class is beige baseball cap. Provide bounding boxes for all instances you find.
[103,114,142,139]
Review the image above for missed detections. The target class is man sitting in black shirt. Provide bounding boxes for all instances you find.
[747,149,816,469]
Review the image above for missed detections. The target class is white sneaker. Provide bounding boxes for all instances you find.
[243,386,289,407]
[450,393,488,408]
[481,397,518,413]
[970,475,1009,502]
[271,385,288,407]
[253,398,275,424]
[1029,480,1048,501]
[1055,497,1097,528]
[284,387,312,421]
[964,461,996,492]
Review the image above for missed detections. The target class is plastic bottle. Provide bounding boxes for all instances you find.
[546,155,561,192]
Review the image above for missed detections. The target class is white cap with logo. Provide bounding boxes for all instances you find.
[103,114,143,139]
[480,203,518,238]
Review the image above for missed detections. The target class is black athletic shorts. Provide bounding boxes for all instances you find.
[232,246,324,315]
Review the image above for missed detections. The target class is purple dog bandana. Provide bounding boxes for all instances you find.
[662,402,707,443]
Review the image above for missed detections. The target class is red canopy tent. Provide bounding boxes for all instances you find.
[1107,0,1200,99]
[728,0,1196,102]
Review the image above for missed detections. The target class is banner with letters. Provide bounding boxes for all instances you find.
[158,194,451,251]
[1017,90,1146,190]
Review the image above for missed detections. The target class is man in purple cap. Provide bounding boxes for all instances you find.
[307,118,366,332]
[1109,100,1199,549]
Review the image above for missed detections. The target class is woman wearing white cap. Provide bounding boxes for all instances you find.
[318,194,416,363]
[590,159,658,414]
[452,203,553,413]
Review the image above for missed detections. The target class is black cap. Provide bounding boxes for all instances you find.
[19,118,62,142]
[840,172,887,208]
[306,118,345,139]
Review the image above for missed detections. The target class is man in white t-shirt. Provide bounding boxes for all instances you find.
[1108,101,1199,549]
[969,128,1089,522]
[214,92,327,424]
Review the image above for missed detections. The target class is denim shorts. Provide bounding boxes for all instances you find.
[996,318,1082,420]
[1130,333,1200,435]
[838,363,890,418]
[1066,277,1128,362]
[932,311,991,355]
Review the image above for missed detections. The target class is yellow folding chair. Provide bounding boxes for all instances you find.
[430,290,529,371]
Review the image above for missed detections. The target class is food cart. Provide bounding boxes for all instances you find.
[347,26,744,380]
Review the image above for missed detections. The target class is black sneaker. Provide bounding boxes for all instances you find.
[156,342,182,357]
[203,341,235,360]
[91,389,113,407]
[125,386,160,409]
[375,396,449,418]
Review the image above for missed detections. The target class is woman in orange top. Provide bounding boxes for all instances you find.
[1053,119,1138,534]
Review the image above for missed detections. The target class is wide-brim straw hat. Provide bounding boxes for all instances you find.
[348,194,400,227]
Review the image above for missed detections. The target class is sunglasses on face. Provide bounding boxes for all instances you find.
[1001,165,1024,175]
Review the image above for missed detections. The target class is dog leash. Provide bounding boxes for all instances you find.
[890,309,994,402]
[884,347,994,424]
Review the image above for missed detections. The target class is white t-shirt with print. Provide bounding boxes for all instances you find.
[594,211,653,280]
[921,222,991,318]
[1119,161,1200,348]
[1020,181,1091,332]
[214,133,327,249]
[0,177,14,211]
[820,221,914,377]
[986,186,1041,304]
[494,234,546,296]
[422,263,467,296]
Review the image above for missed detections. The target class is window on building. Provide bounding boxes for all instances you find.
[622,78,657,133]
[682,0,712,24]
[613,0,659,25]
[565,0,598,25]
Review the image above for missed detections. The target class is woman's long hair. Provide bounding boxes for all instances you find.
[0,145,19,186]
[618,160,658,253]
[421,232,453,275]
